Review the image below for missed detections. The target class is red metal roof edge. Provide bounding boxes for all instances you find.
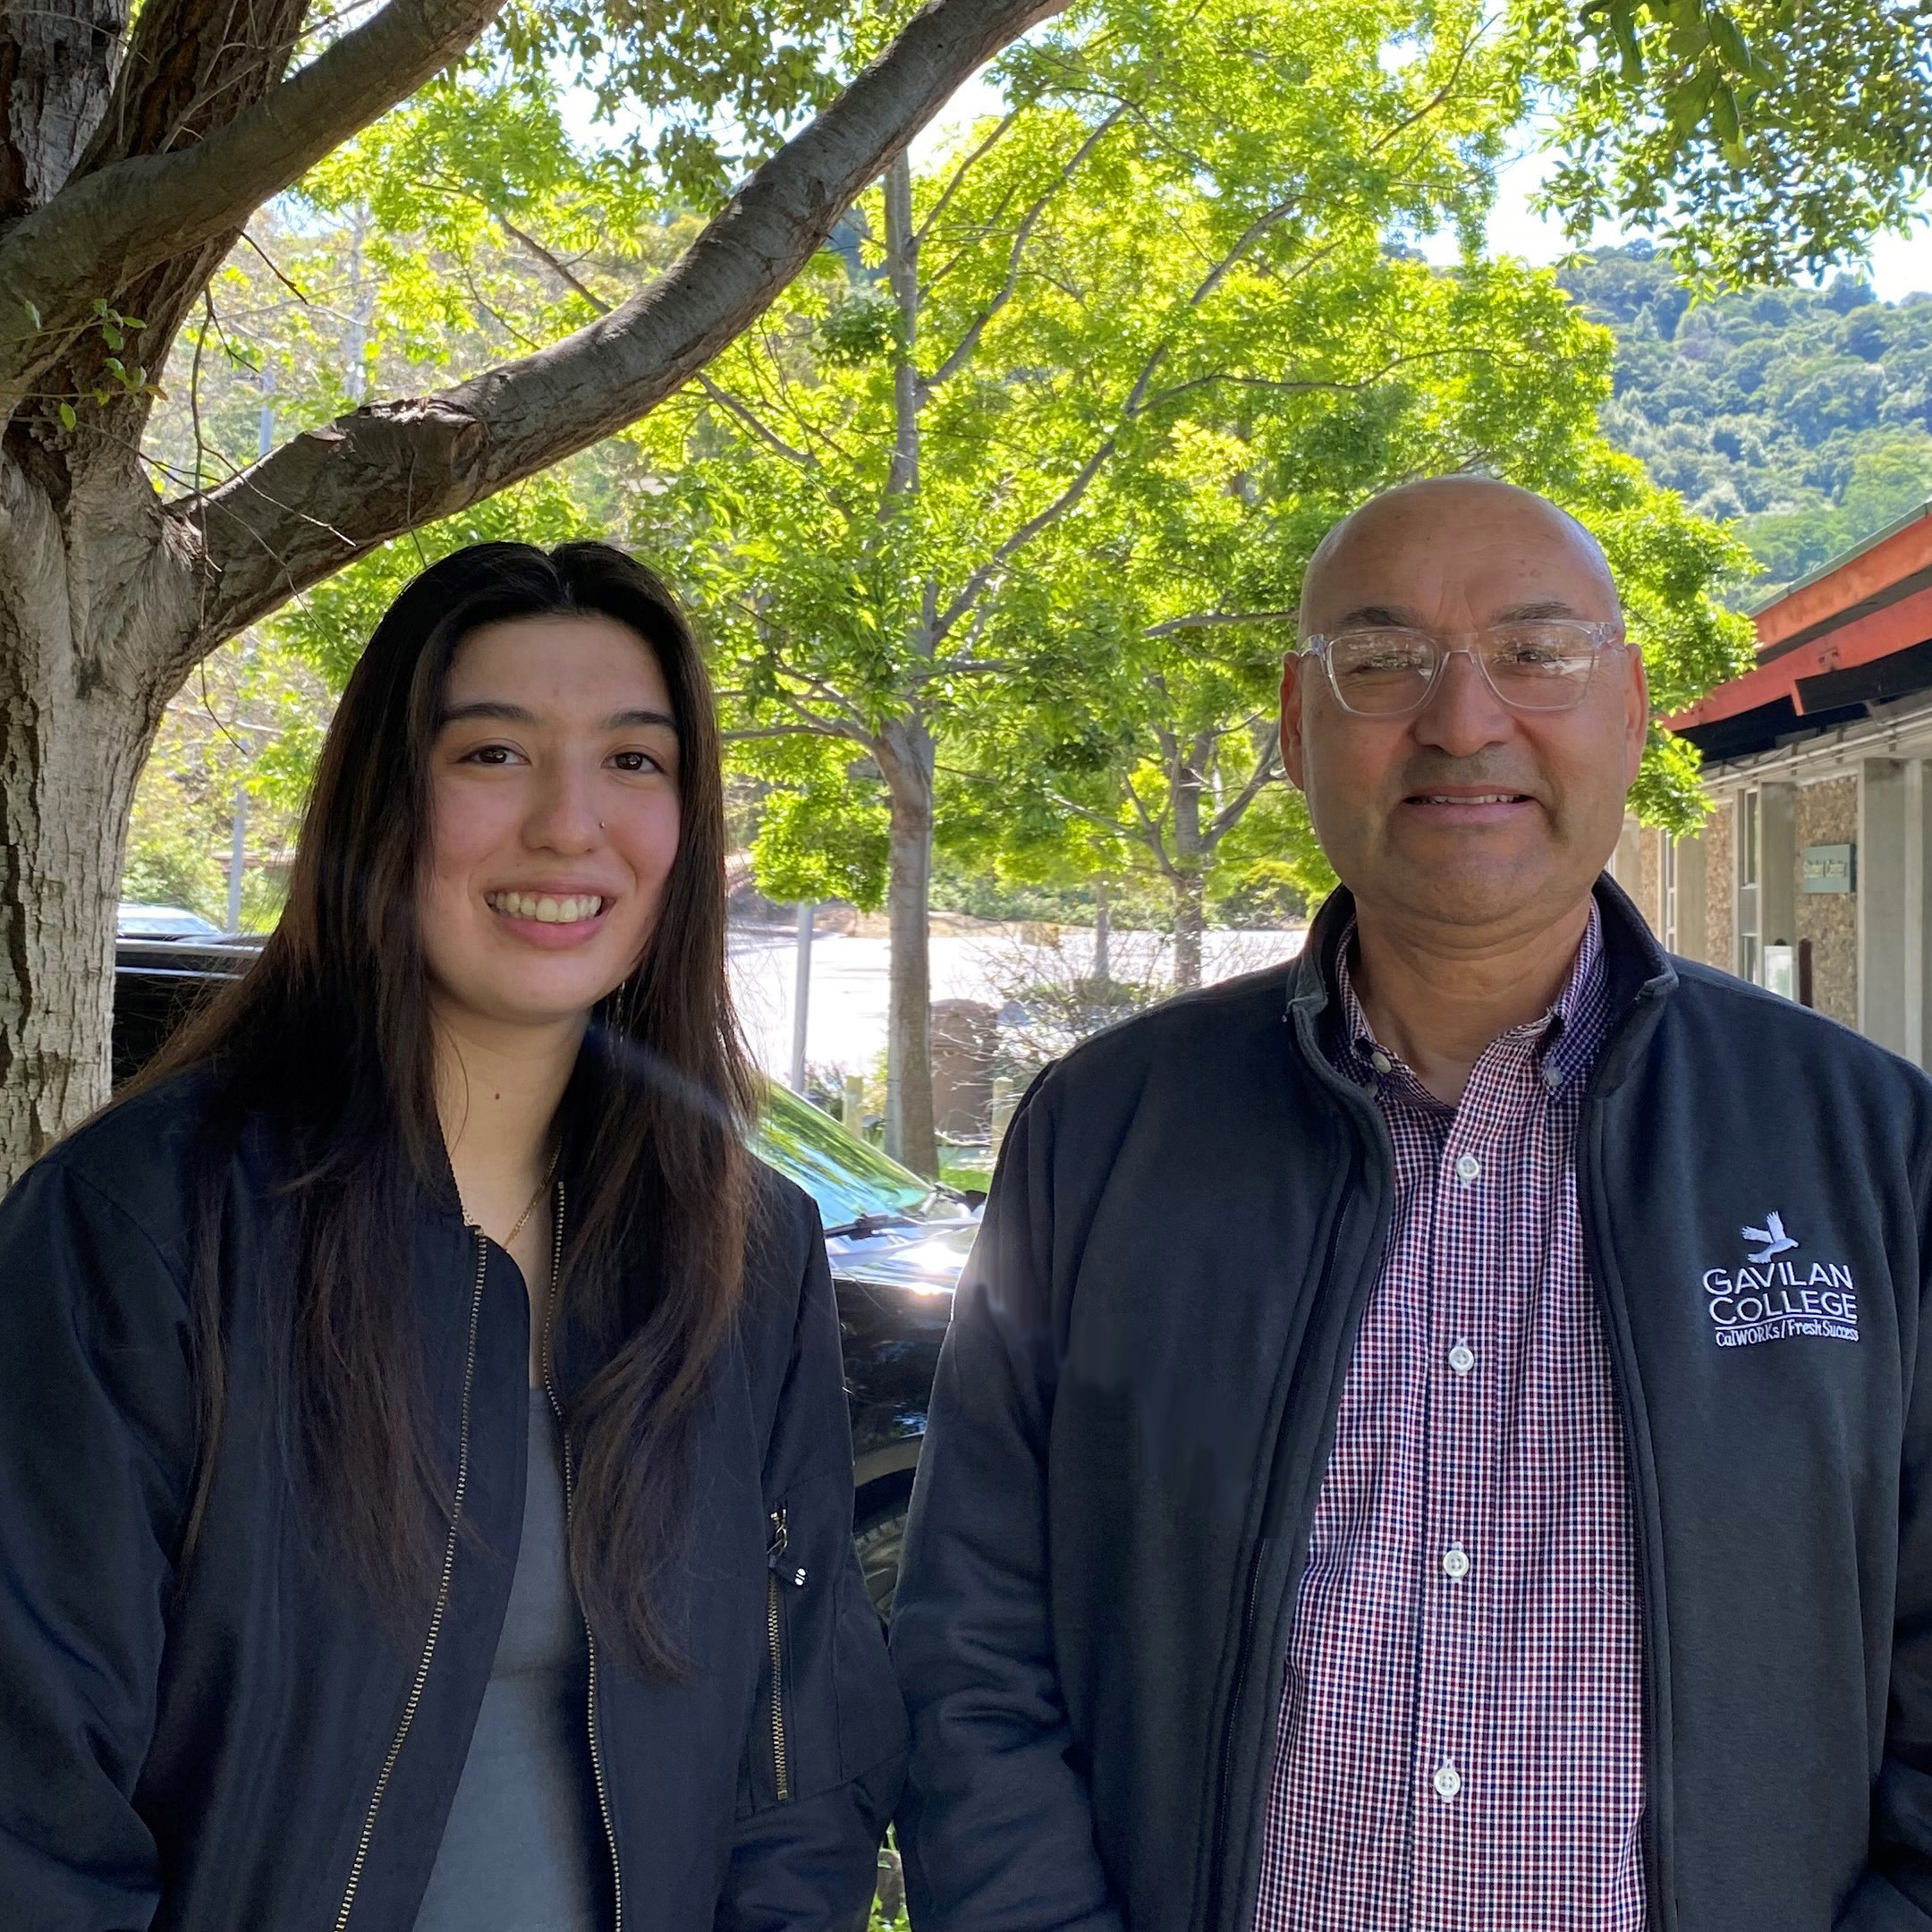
[1666,503,1932,734]
[1754,498,1932,644]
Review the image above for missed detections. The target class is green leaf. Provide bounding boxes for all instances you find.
[1706,7,1754,72]
[1711,80,1742,156]
[56,400,75,429]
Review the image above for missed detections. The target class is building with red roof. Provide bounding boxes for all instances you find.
[1621,500,1932,1059]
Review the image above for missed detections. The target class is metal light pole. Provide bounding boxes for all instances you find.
[789,902,815,1093]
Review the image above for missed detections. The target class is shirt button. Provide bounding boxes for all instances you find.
[1448,1341,1476,1376]
[1442,1542,1470,1581]
[1542,1062,1563,1091]
[1454,1152,1482,1184]
[1434,1763,1462,1801]
[1370,1050,1393,1075]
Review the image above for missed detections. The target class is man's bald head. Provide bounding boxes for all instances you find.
[1300,477,1620,636]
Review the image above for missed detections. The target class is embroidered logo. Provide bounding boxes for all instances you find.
[1741,1210,1797,1264]
[1702,1212,1859,1348]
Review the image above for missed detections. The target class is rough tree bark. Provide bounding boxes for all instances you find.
[876,718,938,1176]
[0,449,182,1155]
[0,0,1069,1187]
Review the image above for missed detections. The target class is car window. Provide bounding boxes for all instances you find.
[752,1084,934,1227]
[118,903,223,939]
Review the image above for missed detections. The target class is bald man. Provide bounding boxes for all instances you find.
[891,477,1932,1932]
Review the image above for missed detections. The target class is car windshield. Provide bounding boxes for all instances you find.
[752,1083,935,1229]
[117,903,222,939]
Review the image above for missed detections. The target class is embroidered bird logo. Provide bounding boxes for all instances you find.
[1742,1211,1798,1265]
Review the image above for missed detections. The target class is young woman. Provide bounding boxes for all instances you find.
[0,542,906,1928]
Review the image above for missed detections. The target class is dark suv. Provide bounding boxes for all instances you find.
[113,938,962,1614]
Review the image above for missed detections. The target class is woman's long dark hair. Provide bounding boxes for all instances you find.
[137,541,754,1675]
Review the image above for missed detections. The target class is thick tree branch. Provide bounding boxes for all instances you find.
[0,0,508,411]
[164,0,1071,647]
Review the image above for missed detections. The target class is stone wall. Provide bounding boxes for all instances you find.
[1798,775,1859,1025]
[1704,798,1734,971]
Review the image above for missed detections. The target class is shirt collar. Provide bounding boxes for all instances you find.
[1330,900,1610,1100]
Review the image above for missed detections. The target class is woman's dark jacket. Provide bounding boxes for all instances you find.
[0,1073,907,1930]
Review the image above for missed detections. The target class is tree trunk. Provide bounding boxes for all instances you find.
[0,466,174,1185]
[1092,877,1111,982]
[873,152,939,1178]
[882,152,919,500]
[1173,872,1205,990]
[876,717,938,1178]
[1171,733,1208,989]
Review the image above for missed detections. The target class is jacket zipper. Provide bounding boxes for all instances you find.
[539,1180,625,1932]
[1578,1090,1674,1929]
[333,1227,488,1932]
[766,1504,799,1801]
[1203,1148,1360,1931]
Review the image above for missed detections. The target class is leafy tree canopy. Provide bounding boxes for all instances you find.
[1528,0,1932,283]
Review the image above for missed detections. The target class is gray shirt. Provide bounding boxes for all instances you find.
[414,1390,604,1932]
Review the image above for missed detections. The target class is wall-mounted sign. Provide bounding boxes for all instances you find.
[1801,843,1856,894]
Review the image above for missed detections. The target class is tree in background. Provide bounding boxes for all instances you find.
[945,268,1756,986]
[625,0,1928,1158]
[626,0,1557,1167]
[5,0,1926,1180]
[0,0,1066,1180]
[1529,0,1932,285]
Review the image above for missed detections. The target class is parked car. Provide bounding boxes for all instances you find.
[116,902,227,942]
[111,937,963,1615]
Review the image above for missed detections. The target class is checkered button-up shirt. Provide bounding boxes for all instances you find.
[1254,904,1646,1932]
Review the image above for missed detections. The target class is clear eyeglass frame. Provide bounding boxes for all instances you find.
[1299,619,1628,717]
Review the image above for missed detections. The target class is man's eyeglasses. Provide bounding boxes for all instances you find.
[1299,620,1627,717]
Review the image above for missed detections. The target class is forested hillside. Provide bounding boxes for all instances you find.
[1557,244,1932,600]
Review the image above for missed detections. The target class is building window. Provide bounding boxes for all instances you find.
[1737,789,1762,984]
[1661,835,1679,950]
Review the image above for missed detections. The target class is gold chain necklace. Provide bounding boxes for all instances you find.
[500,1144,561,1250]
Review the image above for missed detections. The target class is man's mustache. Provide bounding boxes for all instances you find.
[1393,759,1546,801]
